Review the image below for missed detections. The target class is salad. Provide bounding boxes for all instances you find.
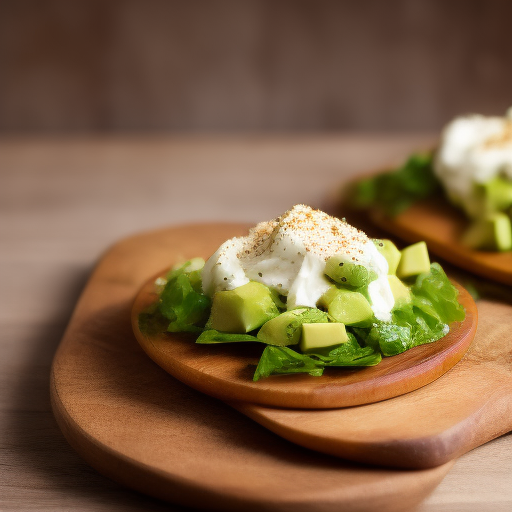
[351,109,512,252]
[139,205,465,381]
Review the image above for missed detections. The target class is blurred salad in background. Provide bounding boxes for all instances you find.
[349,108,512,252]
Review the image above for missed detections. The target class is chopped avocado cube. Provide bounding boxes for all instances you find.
[464,182,490,218]
[210,281,279,333]
[396,241,431,279]
[374,239,402,275]
[464,177,512,218]
[483,177,512,213]
[300,323,349,353]
[257,308,328,346]
[324,256,376,287]
[387,275,412,306]
[461,213,512,251]
[318,286,340,307]
[257,308,307,346]
[318,287,374,327]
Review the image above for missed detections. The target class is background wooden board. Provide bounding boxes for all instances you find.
[51,224,454,512]
[132,247,477,410]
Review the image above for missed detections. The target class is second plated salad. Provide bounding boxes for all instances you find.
[139,205,465,381]
[351,109,512,252]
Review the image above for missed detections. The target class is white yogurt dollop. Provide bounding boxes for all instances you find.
[434,109,512,215]
[202,205,393,321]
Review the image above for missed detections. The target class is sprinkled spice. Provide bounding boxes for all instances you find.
[237,204,370,262]
[201,204,390,313]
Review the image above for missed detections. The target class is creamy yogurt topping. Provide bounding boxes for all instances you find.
[434,108,512,212]
[202,205,394,321]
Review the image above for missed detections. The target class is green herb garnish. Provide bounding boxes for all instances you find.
[152,259,211,333]
[253,334,381,381]
[350,152,439,216]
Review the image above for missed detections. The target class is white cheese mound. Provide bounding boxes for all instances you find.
[202,205,393,321]
[434,108,512,210]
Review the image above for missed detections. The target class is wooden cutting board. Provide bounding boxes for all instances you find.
[50,224,455,512]
[132,271,477,409]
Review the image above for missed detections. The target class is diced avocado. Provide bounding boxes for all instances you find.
[461,213,512,251]
[396,241,431,279]
[464,177,512,218]
[257,308,328,346]
[257,309,306,347]
[374,239,402,275]
[318,286,340,307]
[463,183,488,218]
[300,323,349,353]
[387,275,412,306]
[318,286,374,327]
[209,281,279,333]
[324,256,376,287]
[484,177,512,213]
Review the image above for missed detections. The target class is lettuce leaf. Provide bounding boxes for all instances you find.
[412,262,465,324]
[350,152,439,216]
[138,306,171,337]
[157,260,211,333]
[353,263,465,356]
[253,333,381,381]
[308,334,382,367]
[196,330,261,344]
[253,347,324,380]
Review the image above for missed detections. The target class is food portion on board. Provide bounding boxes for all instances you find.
[350,109,512,252]
[138,205,465,381]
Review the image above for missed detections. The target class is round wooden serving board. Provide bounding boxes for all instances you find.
[132,272,477,410]
[50,224,456,511]
[370,196,512,286]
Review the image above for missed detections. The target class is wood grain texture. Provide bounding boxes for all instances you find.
[369,198,512,286]
[50,224,454,512]
[132,261,477,410]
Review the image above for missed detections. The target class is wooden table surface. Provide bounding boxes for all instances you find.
[1,135,511,511]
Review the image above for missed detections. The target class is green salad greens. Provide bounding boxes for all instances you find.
[139,240,465,381]
[348,150,512,251]
[350,152,439,217]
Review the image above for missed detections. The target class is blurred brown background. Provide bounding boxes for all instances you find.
[1,0,511,133]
